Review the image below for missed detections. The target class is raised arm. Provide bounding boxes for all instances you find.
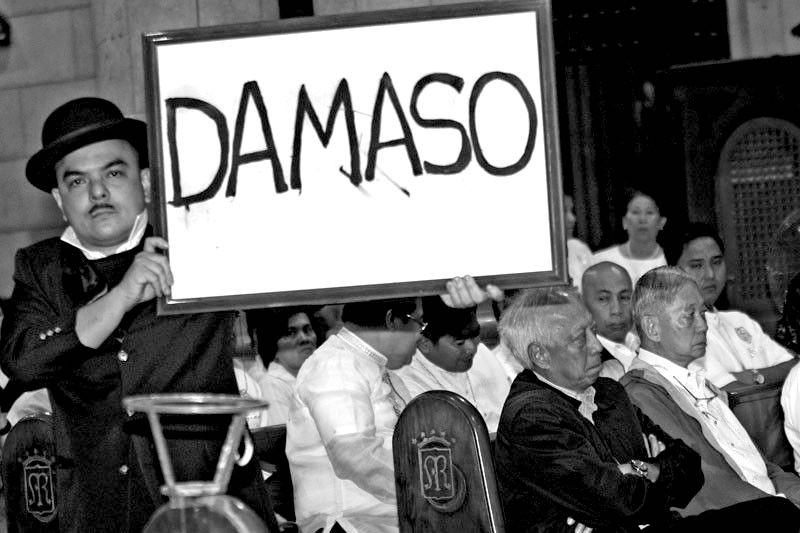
[297,357,396,503]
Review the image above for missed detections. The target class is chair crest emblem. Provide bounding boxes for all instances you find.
[20,448,57,523]
[412,430,466,511]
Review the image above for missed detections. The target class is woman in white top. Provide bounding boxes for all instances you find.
[593,190,667,286]
[564,194,592,289]
[237,306,321,427]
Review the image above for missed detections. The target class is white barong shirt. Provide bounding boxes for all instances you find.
[286,327,401,533]
[391,343,510,433]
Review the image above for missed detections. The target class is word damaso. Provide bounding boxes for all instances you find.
[166,71,538,208]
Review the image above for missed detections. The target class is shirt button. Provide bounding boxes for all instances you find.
[119,464,129,475]
[117,350,129,362]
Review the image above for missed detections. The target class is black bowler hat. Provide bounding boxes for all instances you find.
[25,97,148,193]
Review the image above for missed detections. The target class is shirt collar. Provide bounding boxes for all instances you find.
[533,370,584,401]
[638,348,707,392]
[61,210,148,260]
[534,371,597,423]
[337,327,388,368]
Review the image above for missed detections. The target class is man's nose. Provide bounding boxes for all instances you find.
[464,339,478,357]
[609,297,621,316]
[703,262,714,280]
[89,177,109,200]
[696,312,708,333]
[588,331,603,354]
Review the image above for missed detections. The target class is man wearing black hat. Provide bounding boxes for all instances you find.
[0,98,277,532]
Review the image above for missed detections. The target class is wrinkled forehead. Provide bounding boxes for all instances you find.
[627,193,658,212]
[682,236,723,260]
[286,312,312,328]
[453,319,481,340]
[661,282,704,313]
[584,265,631,292]
[540,302,591,334]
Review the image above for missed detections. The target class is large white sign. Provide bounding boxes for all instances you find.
[144,0,565,313]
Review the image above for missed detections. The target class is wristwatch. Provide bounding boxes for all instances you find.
[630,459,649,477]
[751,369,765,385]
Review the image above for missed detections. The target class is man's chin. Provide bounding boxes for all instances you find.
[458,360,475,372]
[585,364,602,381]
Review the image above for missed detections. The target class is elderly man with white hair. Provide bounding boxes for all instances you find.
[493,287,796,532]
[622,266,800,516]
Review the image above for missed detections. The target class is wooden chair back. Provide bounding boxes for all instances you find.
[251,424,296,523]
[393,390,505,533]
[2,413,59,532]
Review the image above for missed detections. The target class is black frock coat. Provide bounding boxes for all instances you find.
[495,370,702,533]
[0,235,275,532]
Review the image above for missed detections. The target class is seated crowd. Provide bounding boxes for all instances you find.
[5,220,800,532]
[9,94,800,533]
[4,216,800,533]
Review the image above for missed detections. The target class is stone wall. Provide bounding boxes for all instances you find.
[0,0,281,297]
[0,0,796,297]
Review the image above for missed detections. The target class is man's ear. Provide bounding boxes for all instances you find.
[386,309,405,330]
[658,216,667,231]
[641,315,660,342]
[140,168,152,204]
[527,342,550,370]
[51,188,67,222]
[417,335,434,355]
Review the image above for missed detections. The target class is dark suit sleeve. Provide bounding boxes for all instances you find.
[502,393,676,528]
[0,247,97,389]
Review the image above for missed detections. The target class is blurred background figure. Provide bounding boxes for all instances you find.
[777,273,800,355]
[665,222,796,390]
[565,194,592,289]
[581,261,639,381]
[313,304,344,340]
[593,189,667,286]
[238,306,323,428]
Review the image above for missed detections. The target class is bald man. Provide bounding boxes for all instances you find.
[582,262,640,380]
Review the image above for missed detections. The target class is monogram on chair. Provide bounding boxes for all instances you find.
[412,430,466,512]
[20,447,57,523]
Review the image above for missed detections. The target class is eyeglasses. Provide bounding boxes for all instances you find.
[406,314,428,334]
[675,379,717,405]
[675,379,719,423]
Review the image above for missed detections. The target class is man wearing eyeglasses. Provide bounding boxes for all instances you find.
[287,277,500,533]
[390,296,510,434]
[622,266,800,515]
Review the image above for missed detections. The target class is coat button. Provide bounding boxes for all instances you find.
[53,326,62,333]
[119,464,129,475]
[39,333,47,340]
[117,350,129,362]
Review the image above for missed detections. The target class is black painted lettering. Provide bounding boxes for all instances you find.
[292,80,362,188]
[410,73,471,175]
[227,81,286,197]
[366,72,422,183]
[166,97,229,208]
[469,72,537,176]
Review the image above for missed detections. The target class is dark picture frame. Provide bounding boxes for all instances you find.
[143,0,564,314]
